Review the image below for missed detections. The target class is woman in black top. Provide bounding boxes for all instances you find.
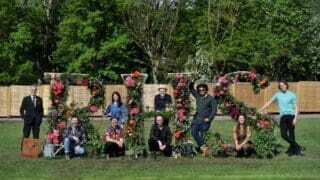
[148,114,172,156]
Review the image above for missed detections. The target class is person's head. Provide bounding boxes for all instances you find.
[154,114,164,126]
[158,87,167,96]
[30,85,37,96]
[71,117,79,127]
[237,114,247,125]
[278,80,289,92]
[110,117,119,128]
[111,91,122,106]
[196,84,208,96]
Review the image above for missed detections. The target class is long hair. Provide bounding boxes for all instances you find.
[278,80,289,90]
[236,114,247,137]
[111,91,123,107]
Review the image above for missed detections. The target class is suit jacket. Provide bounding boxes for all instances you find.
[20,95,44,124]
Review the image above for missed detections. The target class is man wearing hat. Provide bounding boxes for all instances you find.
[154,86,172,112]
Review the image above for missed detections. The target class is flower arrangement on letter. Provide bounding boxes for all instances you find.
[211,71,277,158]
[123,71,146,151]
[169,73,193,146]
[44,73,105,156]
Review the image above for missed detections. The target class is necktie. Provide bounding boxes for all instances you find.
[32,96,36,107]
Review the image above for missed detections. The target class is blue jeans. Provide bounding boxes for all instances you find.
[64,137,85,155]
[191,121,211,147]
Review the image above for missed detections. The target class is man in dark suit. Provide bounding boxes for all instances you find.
[20,85,44,139]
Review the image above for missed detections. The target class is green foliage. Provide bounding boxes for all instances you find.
[252,130,277,158]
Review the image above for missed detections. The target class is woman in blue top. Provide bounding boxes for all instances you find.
[104,92,126,127]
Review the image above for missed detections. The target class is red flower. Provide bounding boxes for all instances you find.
[81,76,89,86]
[173,89,179,97]
[89,105,98,113]
[132,71,141,78]
[176,73,184,81]
[230,107,240,119]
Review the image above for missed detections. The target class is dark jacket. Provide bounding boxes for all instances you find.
[20,95,44,124]
[189,82,217,123]
[154,94,172,111]
[63,125,87,146]
[149,124,172,146]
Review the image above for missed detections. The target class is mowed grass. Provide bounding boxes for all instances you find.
[0,118,319,179]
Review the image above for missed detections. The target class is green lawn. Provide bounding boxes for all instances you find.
[0,118,319,179]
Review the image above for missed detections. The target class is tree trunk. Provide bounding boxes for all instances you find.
[150,55,160,84]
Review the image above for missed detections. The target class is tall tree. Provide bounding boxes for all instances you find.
[122,0,179,83]
[53,0,139,82]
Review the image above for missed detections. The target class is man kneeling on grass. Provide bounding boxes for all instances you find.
[63,117,87,160]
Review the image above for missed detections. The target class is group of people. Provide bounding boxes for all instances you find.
[20,79,303,160]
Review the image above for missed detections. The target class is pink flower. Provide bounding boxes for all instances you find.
[218,76,228,84]
[47,129,59,144]
[249,71,256,80]
[225,102,232,108]
[51,81,64,96]
[219,90,225,96]
[177,109,186,121]
[127,98,133,105]
[241,71,247,75]
[130,107,139,115]
[89,105,98,112]
[259,120,270,128]
[124,76,135,87]
[232,75,239,83]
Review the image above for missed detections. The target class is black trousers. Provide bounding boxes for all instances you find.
[23,117,40,139]
[104,142,125,157]
[148,139,172,157]
[280,115,301,153]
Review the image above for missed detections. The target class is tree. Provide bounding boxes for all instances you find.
[122,0,180,83]
[0,0,45,84]
[53,0,139,82]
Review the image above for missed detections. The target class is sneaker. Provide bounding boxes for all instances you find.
[65,153,71,160]
[200,146,209,156]
[105,154,110,160]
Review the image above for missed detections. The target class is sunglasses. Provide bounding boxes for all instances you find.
[198,89,206,92]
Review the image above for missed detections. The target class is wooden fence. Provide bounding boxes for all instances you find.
[0,81,319,117]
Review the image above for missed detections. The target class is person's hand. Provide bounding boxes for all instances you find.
[204,118,209,122]
[73,136,80,143]
[293,118,297,127]
[117,141,123,148]
[159,144,166,151]
[236,144,241,151]
[158,141,162,147]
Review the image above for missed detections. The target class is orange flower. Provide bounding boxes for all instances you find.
[129,119,136,126]
[259,79,267,86]
[132,71,141,78]
[91,90,98,97]
[65,111,72,116]
[174,130,183,139]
